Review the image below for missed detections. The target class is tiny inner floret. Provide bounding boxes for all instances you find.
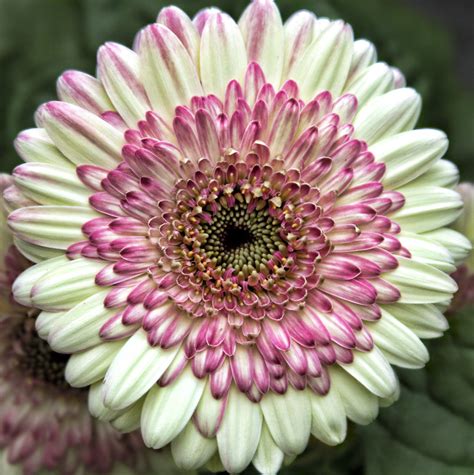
[199,197,283,273]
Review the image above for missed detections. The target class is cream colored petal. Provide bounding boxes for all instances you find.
[103,329,181,410]
[391,186,462,233]
[291,20,353,99]
[340,347,398,399]
[171,421,217,471]
[386,256,457,304]
[353,88,421,144]
[369,308,429,368]
[13,162,90,206]
[382,302,449,339]
[48,290,113,352]
[372,128,448,189]
[138,24,203,121]
[310,390,347,446]
[329,367,379,424]
[260,387,311,455]
[65,340,125,387]
[200,12,247,97]
[36,101,123,168]
[31,257,105,311]
[239,0,284,86]
[14,128,74,168]
[8,205,94,250]
[217,386,262,473]
[141,366,206,448]
[252,421,284,475]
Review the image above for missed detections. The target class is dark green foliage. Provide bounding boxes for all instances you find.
[361,308,474,474]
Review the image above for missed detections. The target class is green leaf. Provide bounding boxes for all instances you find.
[361,308,474,475]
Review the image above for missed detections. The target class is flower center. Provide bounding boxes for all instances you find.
[14,319,71,388]
[200,198,282,274]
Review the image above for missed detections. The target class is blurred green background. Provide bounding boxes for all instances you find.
[0,0,473,473]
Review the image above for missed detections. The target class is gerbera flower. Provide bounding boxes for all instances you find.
[449,183,474,312]
[0,176,178,475]
[5,1,469,472]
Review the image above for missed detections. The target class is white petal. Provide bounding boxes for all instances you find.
[382,302,449,339]
[8,205,94,250]
[57,70,114,115]
[194,381,227,437]
[138,24,203,121]
[329,367,379,425]
[424,228,471,266]
[310,390,347,446]
[405,158,459,189]
[260,386,311,455]
[340,347,398,398]
[65,341,125,387]
[379,382,401,408]
[345,62,394,106]
[48,290,113,352]
[12,255,69,307]
[217,386,262,473]
[13,237,63,264]
[2,185,35,215]
[282,11,317,78]
[371,128,448,189]
[386,256,458,304]
[398,232,455,273]
[97,42,150,127]
[88,382,123,421]
[238,0,284,86]
[14,128,74,168]
[35,310,63,339]
[13,163,90,206]
[391,185,463,233]
[171,421,217,470]
[35,101,123,168]
[30,257,105,311]
[111,398,144,433]
[291,20,353,99]
[353,88,421,144]
[103,329,181,410]
[252,422,284,475]
[204,453,226,473]
[157,6,201,65]
[200,12,247,97]
[369,308,429,368]
[141,365,206,448]
[346,39,377,82]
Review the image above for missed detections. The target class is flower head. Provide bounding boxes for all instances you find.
[5,1,468,472]
[449,182,474,311]
[0,177,173,475]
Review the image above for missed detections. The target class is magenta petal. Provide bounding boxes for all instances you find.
[262,319,290,351]
[77,165,109,191]
[307,366,330,395]
[159,353,188,387]
[231,347,254,392]
[281,341,308,375]
[244,62,267,105]
[99,312,138,341]
[269,374,288,394]
[210,359,232,399]
[371,277,401,303]
[318,255,361,281]
[193,394,227,437]
[320,278,377,305]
